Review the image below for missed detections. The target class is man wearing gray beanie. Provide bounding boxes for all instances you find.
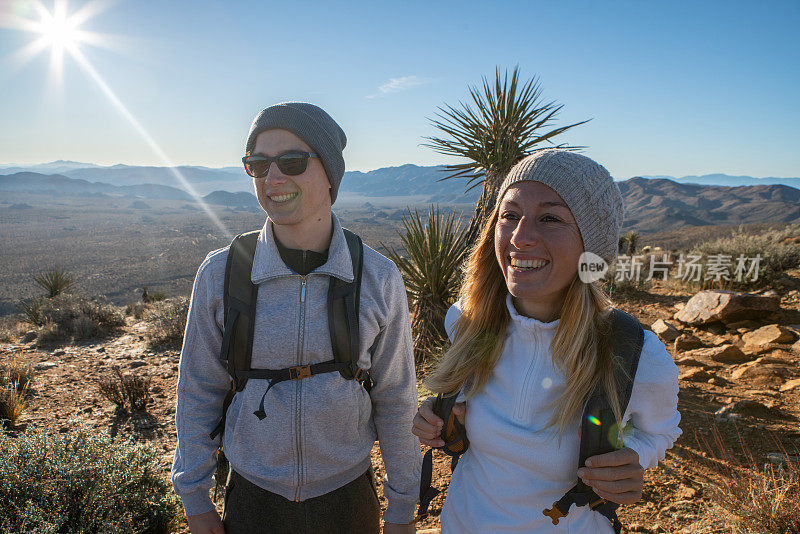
[173,102,421,534]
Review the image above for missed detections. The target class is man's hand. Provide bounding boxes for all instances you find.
[383,522,416,534]
[577,447,644,505]
[187,509,225,534]
[412,396,466,448]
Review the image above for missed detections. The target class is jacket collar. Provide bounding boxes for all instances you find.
[505,293,561,331]
[250,212,355,284]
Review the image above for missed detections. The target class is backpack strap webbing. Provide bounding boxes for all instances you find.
[209,230,260,441]
[543,308,644,534]
[328,229,368,386]
[415,390,468,522]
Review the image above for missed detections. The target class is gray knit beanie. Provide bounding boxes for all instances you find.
[497,149,625,265]
[245,102,347,204]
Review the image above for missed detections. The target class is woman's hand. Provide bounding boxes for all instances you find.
[187,509,225,534]
[577,447,644,505]
[412,397,466,448]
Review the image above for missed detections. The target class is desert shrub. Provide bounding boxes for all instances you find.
[144,297,189,349]
[36,320,66,345]
[686,224,800,291]
[18,294,124,345]
[33,267,74,298]
[142,286,167,303]
[601,260,654,300]
[74,315,100,340]
[0,427,180,533]
[98,366,151,413]
[384,207,465,364]
[17,299,43,327]
[125,301,148,319]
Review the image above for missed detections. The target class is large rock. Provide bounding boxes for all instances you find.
[742,324,797,347]
[674,290,780,325]
[715,399,775,422]
[683,344,750,364]
[679,368,714,382]
[674,334,703,352]
[652,319,680,342]
[731,362,790,384]
[780,378,800,392]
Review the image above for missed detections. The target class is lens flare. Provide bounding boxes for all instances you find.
[587,415,601,426]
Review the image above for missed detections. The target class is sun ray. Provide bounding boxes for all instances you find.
[2,0,233,238]
[69,45,232,238]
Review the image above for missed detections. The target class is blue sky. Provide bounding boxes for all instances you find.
[1,0,799,180]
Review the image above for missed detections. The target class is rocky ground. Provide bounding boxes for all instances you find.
[2,272,800,533]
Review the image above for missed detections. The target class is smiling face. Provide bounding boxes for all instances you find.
[251,129,332,230]
[494,181,584,321]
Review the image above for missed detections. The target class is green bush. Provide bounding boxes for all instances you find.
[144,298,189,349]
[18,294,124,345]
[0,428,180,533]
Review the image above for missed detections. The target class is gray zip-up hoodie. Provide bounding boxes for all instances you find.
[171,214,422,523]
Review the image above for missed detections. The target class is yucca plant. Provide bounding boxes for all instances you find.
[33,267,74,298]
[423,66,589,250]
[625,231,640,255]
[384,206,466,364]
[618,235,629,254]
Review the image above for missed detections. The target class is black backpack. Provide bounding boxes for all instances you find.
[208,227,372,440]
[417,308,644,533]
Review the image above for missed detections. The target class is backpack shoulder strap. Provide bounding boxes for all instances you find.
[209,230,259,441]
[220,230,260,390]
[327,228,364,381]
[579,308,644,464]
[543,308,645,532]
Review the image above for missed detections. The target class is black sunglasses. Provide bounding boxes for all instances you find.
[242,151,320,178]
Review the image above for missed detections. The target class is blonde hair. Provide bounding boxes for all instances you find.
[426,203,624,440]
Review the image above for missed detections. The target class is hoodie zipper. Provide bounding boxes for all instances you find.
[295,276,307,501]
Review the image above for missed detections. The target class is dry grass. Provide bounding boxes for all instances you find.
[98,366,152,413]
[0,383,26,428]
[696,424,800,534]
[0,356,33,428]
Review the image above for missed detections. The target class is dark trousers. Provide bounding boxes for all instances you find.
[222,467,381,534]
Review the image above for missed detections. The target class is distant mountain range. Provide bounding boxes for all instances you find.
[2,161,798,193]
[617,177,800,232]
[2,165,799,233]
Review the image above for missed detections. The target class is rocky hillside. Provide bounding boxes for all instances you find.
[618,178,800,233]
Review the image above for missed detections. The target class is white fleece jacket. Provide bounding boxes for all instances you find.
[440,295,681,533]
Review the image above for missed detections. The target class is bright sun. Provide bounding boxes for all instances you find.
[36,8,80,50]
